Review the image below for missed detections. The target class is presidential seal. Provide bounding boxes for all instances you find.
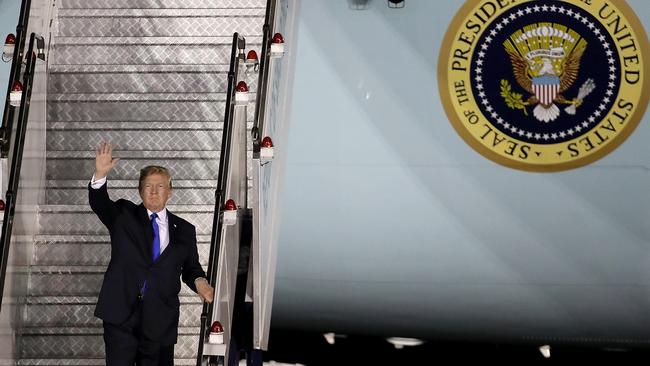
[438,0,650,172]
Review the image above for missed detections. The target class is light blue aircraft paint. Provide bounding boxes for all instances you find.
[273,0,650,345]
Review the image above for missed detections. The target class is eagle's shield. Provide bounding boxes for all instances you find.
[532,75,560,107]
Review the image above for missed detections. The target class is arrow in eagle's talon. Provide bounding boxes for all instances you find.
[565,79,596,115]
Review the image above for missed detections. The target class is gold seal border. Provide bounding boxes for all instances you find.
[437,0,650,172]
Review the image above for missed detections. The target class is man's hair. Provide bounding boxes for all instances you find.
[138,165,172,191]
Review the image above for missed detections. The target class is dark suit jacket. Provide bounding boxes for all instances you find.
[89,182,206,345]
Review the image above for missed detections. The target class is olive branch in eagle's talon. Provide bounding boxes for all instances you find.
[500,79,529,116]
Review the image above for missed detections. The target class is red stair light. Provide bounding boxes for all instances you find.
[3,34,16,61]
[5,34,16,45]
[270,33,285,57]
[0,200,5,210]
[224,199,237,211]
[272,33,284,44]
[246,50,258,61]
[235,81,248,92]
[261,136,273,148]
[208,320,224,344]
[11,80,23,92]
[9,80,23,106]
[210,321,223,333]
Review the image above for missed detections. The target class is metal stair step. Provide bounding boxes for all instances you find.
[45,181,253,205]
[19,327,201,359]
[17,359,106,366]
[49,67,260,95]
[58,8,265,17]
[49,72,226,94]
[49,64,231,73]
[60,0,267,10]
[53,36,262,46]
[47,125,223,152]
[45,150,232,181]
[57,8,264,38]
[27,266,209,297]
[55,9,264,38]
[48,99,255,123]
[47,121,239,129]
[49,73,258,96]
[22,296,203,328]
[49,92,233,102]
[50,36,262,66]
[17,358,199,365]
[38,204,215,235]
[45,178,224,205]
[47,121,255,153]
[52,40,233,66]
[33,233,213,265]
[49,71,258,96]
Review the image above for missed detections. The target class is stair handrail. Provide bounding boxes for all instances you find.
[0,32,42,310]
[251,0,278,157]
[1,0,33,158]
[196,32,246,365]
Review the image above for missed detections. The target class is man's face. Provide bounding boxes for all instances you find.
[139,173,172,212]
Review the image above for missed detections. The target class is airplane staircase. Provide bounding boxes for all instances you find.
[7,0,266,364]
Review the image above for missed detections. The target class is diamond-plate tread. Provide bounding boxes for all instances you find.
[46,150,227,181]
[38,204,215,235]
[47,121,244,130]
[49,71,250,95]
[33,236,212,265]
[17,359,106,366]
[17,358,199,365]
[24,295,202,304]
[20,329,201,358]
[46,185,251,206]
[47,129,222,151]
[45,178,225,205]
[53,36,261,45]
[49,64,231,73]
[48,99,255,123]
[60,0,266,9]
[47,179,220,188]
[46,186,217,206]
[45,180,253,205]
[52,36,263,47]
[59,8,265,17]
[49,92,236,102]
[28,268,207,297]
[58,13,263,38]
[23,298,202,327]
[49,72,258,95]
[52,43,232,66]
[39,203,216,212]
[46,159,218,181]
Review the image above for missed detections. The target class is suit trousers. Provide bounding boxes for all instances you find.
[103,295,174,366]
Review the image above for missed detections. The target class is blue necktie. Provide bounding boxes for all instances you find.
[141,213,160,295]
[151,213,160,261]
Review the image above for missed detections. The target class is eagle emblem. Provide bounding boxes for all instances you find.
[500,25,594,122]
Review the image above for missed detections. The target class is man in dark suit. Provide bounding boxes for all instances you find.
[89,141,214,365]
